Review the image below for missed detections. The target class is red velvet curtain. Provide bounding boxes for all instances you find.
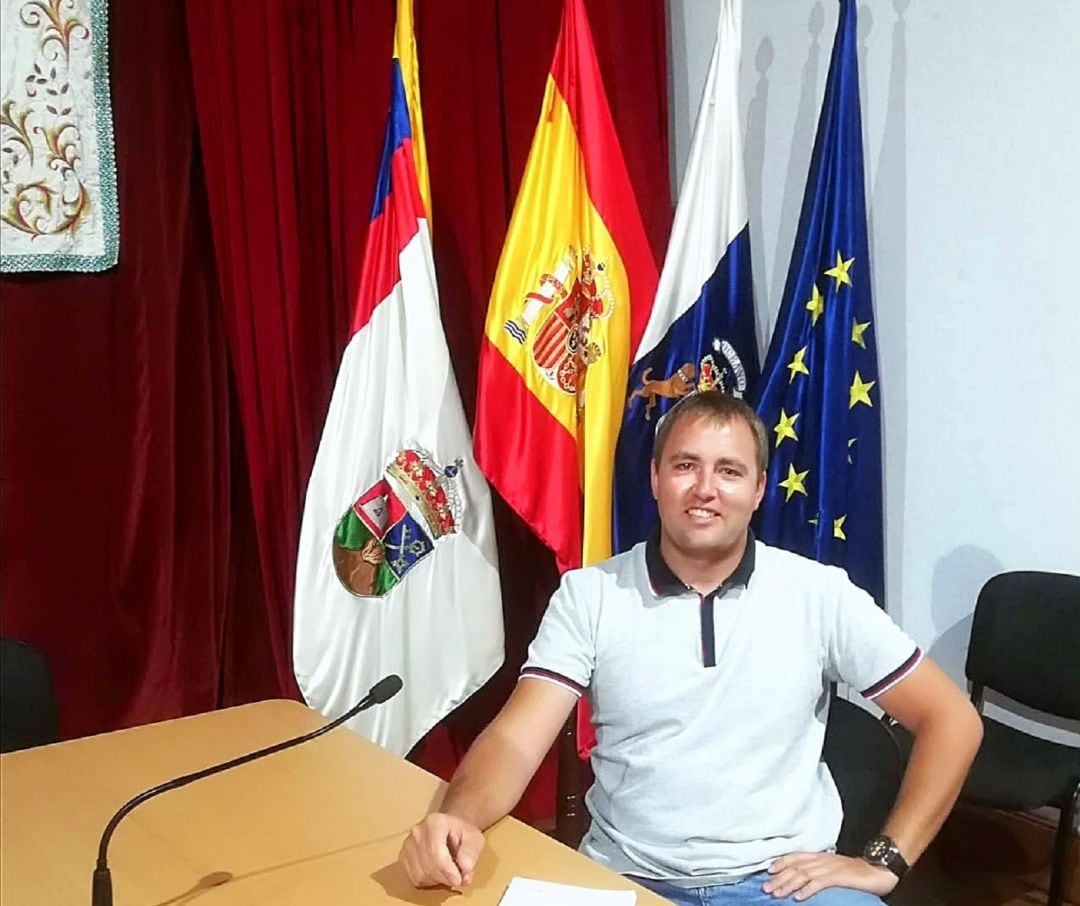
[2,0,669,815]
[0,0,241,739]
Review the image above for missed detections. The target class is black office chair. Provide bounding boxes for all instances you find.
[823,696,904,856]
[0,637,60,753]
[960,571,1080,906]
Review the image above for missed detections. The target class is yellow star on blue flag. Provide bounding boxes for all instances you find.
[752,0,884,606]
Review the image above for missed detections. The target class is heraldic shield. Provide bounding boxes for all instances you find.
[503,245,613,402]
[332,448,461,598]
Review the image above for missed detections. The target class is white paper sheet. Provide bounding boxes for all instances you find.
[499,876,637,906]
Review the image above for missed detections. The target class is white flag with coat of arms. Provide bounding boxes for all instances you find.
[292,1,503,754]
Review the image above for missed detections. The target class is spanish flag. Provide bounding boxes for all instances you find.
[474,0,659,574]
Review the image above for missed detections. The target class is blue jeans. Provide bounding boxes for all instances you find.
[632,872,885,906]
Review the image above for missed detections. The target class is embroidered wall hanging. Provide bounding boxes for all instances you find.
[1,0,119,273]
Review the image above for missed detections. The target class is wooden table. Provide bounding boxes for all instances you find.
[0,700,668,905]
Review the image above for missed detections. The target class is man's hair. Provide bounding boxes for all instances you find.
[652,392,768,475]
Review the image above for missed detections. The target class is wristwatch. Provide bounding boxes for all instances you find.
[862,834,909,879]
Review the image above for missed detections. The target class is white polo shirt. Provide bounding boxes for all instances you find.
[521,531,921,885]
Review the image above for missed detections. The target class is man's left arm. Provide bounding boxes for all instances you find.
[870,658,984,868]
[765,658,983,900]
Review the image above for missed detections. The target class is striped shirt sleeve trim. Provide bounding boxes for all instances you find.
[519,668,585,697]
[861,646,924,699]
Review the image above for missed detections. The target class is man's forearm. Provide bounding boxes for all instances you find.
[433,678,577,832]
[440,724,545,831]
[882,704,983,865]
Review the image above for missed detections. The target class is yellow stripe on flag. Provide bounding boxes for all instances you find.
[393,0,431,223]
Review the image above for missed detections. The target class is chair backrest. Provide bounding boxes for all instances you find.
[823,697,903,857]
[964,571,1080,720]
[0,638,60,753]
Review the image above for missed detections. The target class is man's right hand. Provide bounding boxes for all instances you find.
[398,812,485,889]
[396,679,577,888]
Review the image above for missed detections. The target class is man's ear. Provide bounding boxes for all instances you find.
[650,460,659,501]
[754,469,766,510]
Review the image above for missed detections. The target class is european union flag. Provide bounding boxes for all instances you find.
[753,0,884,605]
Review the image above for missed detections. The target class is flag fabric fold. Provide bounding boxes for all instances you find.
[473,0,658,576]
[614,0,759,555]
[293,0,503,754]
[753,0,884,605]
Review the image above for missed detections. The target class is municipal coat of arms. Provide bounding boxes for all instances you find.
[332,448,462,598]
[503,244,614,404]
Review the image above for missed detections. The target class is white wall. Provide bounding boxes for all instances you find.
[668,0,1080,742]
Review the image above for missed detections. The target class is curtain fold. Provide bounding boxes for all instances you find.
[0,0,236,738]
[184,0,396,701]
[2,0,670,819]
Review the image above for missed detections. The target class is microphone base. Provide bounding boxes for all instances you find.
[92,866,113,906]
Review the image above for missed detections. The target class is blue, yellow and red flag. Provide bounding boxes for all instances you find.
[293,0,503,754]
[474,0,659,576]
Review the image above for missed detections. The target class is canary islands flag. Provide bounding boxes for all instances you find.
[474,0,658,574]
[293,0,503,754]
[754,0,884,604]
[614,0,758,554]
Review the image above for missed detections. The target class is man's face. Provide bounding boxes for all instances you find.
[650,415,766,560]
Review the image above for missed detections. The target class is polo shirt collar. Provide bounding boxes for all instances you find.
[645,525,756,598]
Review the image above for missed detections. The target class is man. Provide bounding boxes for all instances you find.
[399,393,982,904]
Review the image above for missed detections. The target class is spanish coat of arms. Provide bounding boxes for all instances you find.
[503,244,614,405]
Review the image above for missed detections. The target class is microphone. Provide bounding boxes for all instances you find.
[91,674,403,906]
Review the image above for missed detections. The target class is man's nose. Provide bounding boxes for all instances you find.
[691,471,718,498]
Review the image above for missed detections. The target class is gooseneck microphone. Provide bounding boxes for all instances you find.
[91,674,403,906]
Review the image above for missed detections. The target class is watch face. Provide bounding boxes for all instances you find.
[863,835,908,878]
[865,836,892,860]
